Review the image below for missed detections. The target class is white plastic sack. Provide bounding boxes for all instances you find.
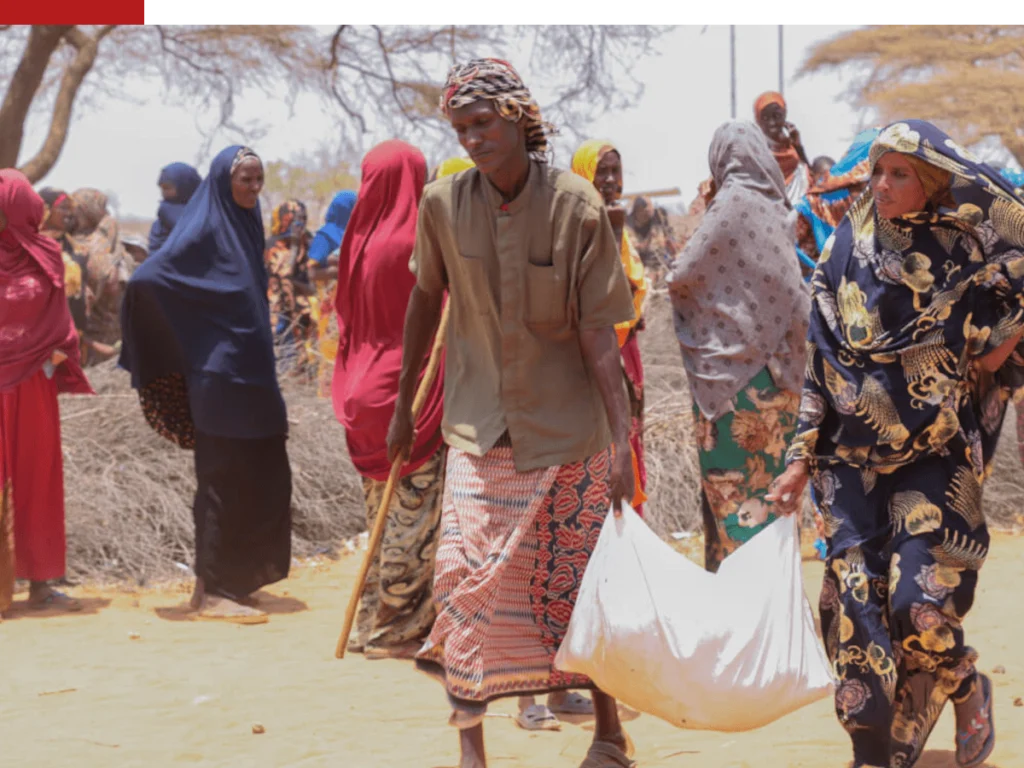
[554,504,834,732]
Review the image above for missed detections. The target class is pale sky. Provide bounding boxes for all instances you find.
[27,25,866,220]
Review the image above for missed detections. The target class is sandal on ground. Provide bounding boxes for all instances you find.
[549,691,595,715]
[364,640,423,661]
[956,674,995,768]
[578,740,636,768]
[29,590,82,612]
[195,597,268,625]
[515,704,562,732]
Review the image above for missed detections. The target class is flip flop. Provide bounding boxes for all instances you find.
[956,674,995,768]
[195,597,268,625]
[549,691,595,715]
[515,704,562,732]
[364,641,423,661]
[196,607,268,625]
[29,590,82,612]
[578,740,636,768]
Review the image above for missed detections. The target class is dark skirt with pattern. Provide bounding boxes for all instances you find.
[139,375,292,601]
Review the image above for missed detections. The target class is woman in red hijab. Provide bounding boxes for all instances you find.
[332,140,445,660]
[0,169,92,617]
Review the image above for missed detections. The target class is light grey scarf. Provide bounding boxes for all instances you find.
[669,120,810,420]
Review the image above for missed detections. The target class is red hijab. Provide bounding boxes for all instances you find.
[331,140,444,481]
[0,169,91,395]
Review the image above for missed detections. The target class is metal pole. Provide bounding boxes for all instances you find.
[778,25,784,95]
[730,26,737,119]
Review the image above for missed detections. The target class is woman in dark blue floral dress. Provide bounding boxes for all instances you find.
[770,120,1024,768]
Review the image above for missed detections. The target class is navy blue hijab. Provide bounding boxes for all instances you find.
[148,162,203,253]
[120,145,286,440]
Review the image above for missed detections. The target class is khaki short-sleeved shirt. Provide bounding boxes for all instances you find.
[410,161,635,472]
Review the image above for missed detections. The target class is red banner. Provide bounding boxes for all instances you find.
[5,1,145,23]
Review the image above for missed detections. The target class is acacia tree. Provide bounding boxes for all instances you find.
[800,25,1024,164]
[0,24,667,183]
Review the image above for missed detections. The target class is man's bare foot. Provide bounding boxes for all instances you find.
[458,724,486,768]
[592,690,632,756]
[955,674,995,768]
[549,690,594,715]
[28,582,81,612]
[196,595,268,625]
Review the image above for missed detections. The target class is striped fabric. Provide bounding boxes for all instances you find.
[416,437,612,716]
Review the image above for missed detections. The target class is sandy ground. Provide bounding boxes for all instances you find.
[2,536,1022,768]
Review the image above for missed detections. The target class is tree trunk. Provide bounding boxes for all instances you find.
[0,25,70,169]
[18,26,116,184]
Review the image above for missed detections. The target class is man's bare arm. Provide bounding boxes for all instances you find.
[579,326,634,511]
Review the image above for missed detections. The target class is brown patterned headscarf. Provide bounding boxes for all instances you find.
[440,58,556,161]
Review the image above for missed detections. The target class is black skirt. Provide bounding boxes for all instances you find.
[193,430,292,600]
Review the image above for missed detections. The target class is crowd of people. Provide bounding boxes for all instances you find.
[3,53,1024,768]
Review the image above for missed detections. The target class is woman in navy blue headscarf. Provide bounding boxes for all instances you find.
[120,145,291,625]
[147,162,202,254]
[770,121,1024,768]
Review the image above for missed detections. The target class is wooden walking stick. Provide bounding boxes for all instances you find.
[335,301,450,659]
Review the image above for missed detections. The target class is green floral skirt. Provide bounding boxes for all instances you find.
[692,367,800,573]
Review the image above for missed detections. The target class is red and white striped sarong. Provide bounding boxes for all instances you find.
[416,436,612,723]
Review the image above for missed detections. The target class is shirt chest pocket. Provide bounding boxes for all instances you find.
[524,254,569,327]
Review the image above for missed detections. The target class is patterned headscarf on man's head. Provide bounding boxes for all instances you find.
[440,57,556,162]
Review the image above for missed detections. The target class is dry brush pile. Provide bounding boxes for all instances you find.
[61,362,367,585]
[59,292,1024,586]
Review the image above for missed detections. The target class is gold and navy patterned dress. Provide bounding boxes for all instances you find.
[786,120,1024,768]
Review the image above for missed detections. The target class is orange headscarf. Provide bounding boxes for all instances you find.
[752,91,806,187]
[754,91,786,119]
[571,139,649,509]
[570,139,648,348]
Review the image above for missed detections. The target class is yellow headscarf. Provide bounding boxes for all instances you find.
[572,139,649,509]
[571,140,648,348]
[435,156,475,179]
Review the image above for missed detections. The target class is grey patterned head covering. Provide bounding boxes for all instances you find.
[669,120,810,420]
[709,120,788,206]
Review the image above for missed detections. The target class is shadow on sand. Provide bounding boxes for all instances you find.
[1,596,110,620]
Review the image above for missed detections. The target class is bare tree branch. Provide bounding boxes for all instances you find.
[0,25,69,168]
[0,25,670,182]
[18,25,116,182]
[327,25,347,71]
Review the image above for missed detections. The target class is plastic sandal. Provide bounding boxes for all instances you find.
[515,704,562,732]
[956,674,995,768]
[549,691,595,715]
[29,590,82,612]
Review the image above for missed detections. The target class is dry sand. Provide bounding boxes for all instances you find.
[2,536,1022,768]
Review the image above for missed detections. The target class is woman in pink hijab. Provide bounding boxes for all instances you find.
[0,169,92,617]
